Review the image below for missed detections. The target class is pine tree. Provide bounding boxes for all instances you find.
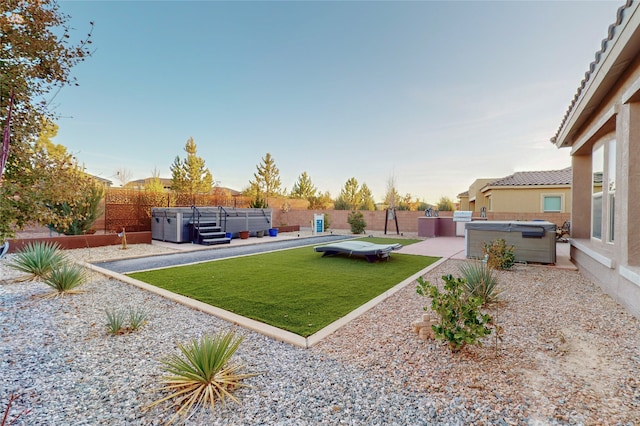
[170,137,213,195]
[248,153,282,205]
[290,171,317,199]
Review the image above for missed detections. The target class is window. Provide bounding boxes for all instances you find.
[543,195,562,212]
[592,145,604,239]
[591,140,616,242]
[608,140,616,243]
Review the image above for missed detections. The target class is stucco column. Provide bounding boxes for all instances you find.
[623,103,640,265]
[571,154,592,239]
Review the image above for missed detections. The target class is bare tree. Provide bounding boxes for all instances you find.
[115,167,133,187]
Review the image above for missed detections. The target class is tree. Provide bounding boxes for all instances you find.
[359,183,376,211]
[0,0,93,240]
[334,177,362,210]
[31,120,104,235]
[170,137,213,195]
[384,173,400,209]
[290,171,317,199]
[248,152,282,205]
[115,167,133,187]
[308,191,332,210]
[437,196,455,211]
[145,167,165,193]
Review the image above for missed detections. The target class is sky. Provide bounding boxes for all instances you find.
[51,0,623,204]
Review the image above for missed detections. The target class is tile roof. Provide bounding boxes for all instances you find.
[551,0,632,144]
[487,167,572,187]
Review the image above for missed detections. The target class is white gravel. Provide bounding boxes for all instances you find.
[1,244,639,425]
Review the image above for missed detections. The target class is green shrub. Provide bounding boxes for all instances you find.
[128,306,148,331]
[41,263,86,297]
[148,331,258,424]
[416,274,492,352]
[458,261,501,305]
[323,213,331,231]
[47,184,104,235]
[7,241,67,281]
[482,238,515,270]
[347,211,366,234]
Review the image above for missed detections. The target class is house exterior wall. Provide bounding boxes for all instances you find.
[465,178,496,212]
[458,195,470,211]
[483,187,571,213]
[555,9,640,319]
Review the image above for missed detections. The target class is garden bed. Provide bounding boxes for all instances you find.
[7,232,152,253]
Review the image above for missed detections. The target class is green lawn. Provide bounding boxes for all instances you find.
[128,237,438,336]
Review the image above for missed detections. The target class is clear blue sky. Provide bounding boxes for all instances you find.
[53,0,621,204]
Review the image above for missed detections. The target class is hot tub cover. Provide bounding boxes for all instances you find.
[314,241,402,262]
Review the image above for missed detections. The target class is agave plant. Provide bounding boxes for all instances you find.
[459,261,501,305]
[6,241,67,281]
[40,262,86,298]
[148,331,258,424]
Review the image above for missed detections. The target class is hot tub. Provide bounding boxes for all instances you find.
[465,221,556,264]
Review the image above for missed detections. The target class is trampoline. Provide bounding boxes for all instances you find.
[314,240,402,262]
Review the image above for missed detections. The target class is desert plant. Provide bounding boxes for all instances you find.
[148,331,258,424]
[416,275,492,352]
[347,211,366,234]
[482,238,515,270]
[105,308,126,335]
[458,261,501,305]
[40,262,86,297]
[105,306,148,335]
[6,241,67,281]
[128,306,148,331]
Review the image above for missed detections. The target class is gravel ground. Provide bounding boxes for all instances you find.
[1,243,640,425]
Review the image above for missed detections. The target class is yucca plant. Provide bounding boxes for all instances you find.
[105,309,126,335]
[148,331,258,424]
[40,262,86,298]
[128,306,148,331]
[459,261,501,305]
[6,241,67,281]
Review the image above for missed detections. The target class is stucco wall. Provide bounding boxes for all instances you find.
[485,187,572,213]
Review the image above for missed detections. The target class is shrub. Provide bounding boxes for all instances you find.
[148,331,258,424]
[482,238,515,270]
[7,241,67,281]
[458,261,501,305]
[323,213,331,231]
[41,263,86,297]
[416,275,492,352]
[347,211,366,234]
[47,183,105,235]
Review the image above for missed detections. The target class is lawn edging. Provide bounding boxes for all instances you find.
[79,256,447,349]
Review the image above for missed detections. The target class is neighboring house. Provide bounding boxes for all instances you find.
[551,0,640,319]
[481,168,572,214]
[87,174,113,188]
[458,178,496,212]
[457,168,571,214]
[126,177,173,191]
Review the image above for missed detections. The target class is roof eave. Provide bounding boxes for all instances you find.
[554,1,640,148]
